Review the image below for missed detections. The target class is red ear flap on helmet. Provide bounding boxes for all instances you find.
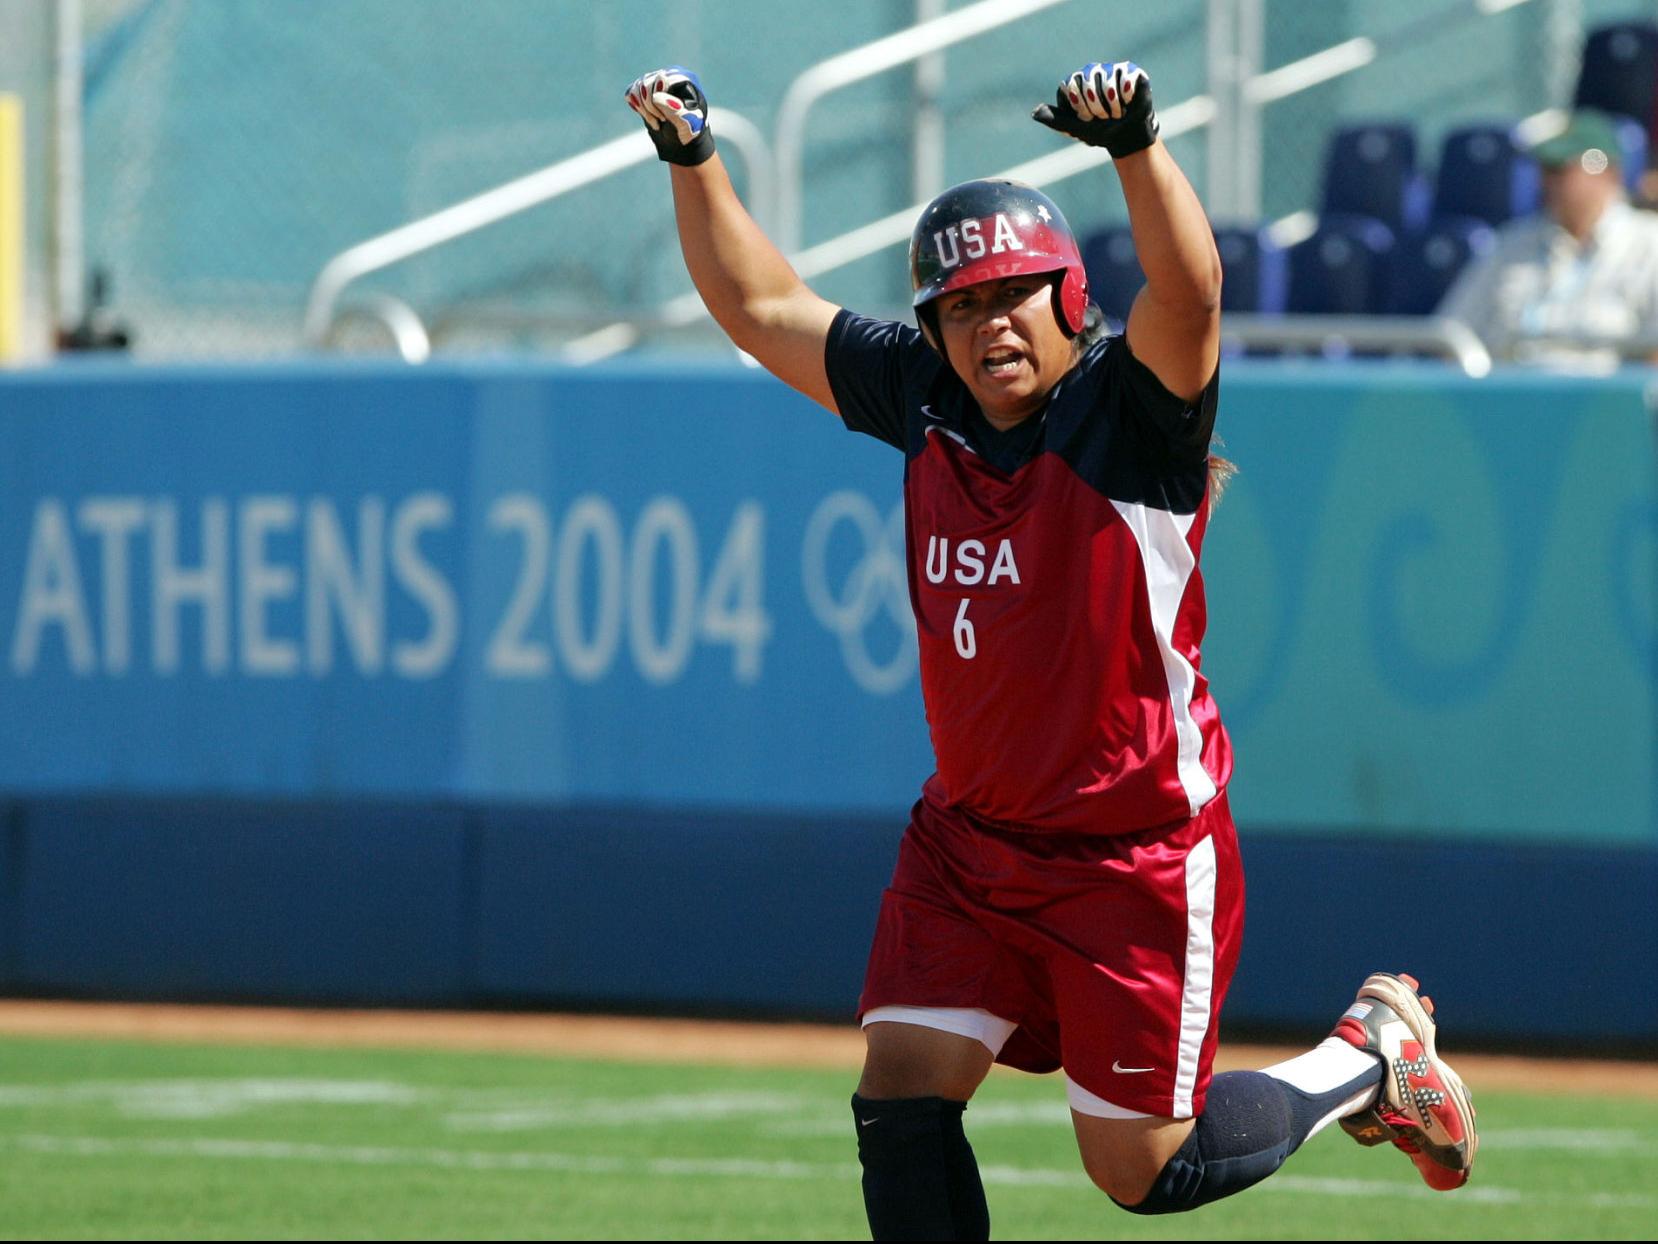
[909,179,1089,350]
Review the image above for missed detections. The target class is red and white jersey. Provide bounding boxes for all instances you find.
[825,311,1231,836]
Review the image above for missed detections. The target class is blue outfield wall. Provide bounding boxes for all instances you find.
[0,357,1653,1045]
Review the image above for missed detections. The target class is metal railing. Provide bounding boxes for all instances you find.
[1484,329,1658,366]
[773,0,1076,255]
[557,92,1216,363]
[564,0,1545,365]
[300,0,1550,364]
[1219,320,1658,374]
[329,293,433,364]
[1221,314,1494,376]
[301,108,772,351]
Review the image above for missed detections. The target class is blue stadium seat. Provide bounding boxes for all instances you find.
[1081,224,1288,321]
[1434,124,1540,226]
[1320,123,1431,236]
[1080,225,1142,325]
[1611,113,1651,193]
[1213,225,1287,314]
[1286,214,1397,315]
[1386,215,1497,315]
[1574,22,1658,139]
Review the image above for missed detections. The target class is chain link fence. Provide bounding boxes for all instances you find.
[48,0,1657,361]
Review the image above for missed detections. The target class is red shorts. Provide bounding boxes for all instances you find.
[857,790,1244,1119]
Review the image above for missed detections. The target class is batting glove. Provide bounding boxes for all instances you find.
[624,66,716,167]
[1032,61,1160,159]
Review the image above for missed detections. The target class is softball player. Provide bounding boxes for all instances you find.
[625,59,1478,1237]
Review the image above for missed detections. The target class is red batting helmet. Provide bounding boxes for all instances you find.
[909,179,1089,349]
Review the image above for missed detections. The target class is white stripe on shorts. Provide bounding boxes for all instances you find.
[1065,1075,1153,1120]
[1172,833,1218,1118]
[860,1005,1018,1056]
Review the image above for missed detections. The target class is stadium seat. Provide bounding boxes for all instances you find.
[1611,113,1651,193]
[1386,215,1496,315]
[1574,22,1658,141]
[1320,123,1432,236]
[1080,225,1142,325]
[1081,224,1288,321]
[1213,224,1288,314]
[1285,214,1397,315]
[1434,124,1541,226]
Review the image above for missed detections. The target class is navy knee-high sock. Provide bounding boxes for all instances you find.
[1120,1060,1381,1216]
[852,1094,989,1240]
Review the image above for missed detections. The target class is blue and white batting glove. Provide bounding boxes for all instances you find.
[1032,61,1160,159]
[624,66,716,167]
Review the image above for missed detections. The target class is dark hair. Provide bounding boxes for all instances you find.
[1072,300,1113,354]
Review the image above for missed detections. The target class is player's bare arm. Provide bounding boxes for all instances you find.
[1035,62,1221,402]
[625,67,842,413]
[1114,142,1222,402]
[666,157,841,406]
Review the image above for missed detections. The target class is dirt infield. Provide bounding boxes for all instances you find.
[2,1000,1656,1099]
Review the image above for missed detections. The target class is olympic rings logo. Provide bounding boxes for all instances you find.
[800,491,916,694]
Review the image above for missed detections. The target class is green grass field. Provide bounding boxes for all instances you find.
[0,1035,1653,1240]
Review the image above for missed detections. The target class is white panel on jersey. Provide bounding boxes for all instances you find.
[1108,499,1218,815]
[1173,833,1218,1118]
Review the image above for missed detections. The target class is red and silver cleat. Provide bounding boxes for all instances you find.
[1333,972,1479,1190]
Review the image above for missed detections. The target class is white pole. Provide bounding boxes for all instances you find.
[52,0,83,337]
[1205,0,1240,219]
[1235,0,1264,220]
[913,0,947,207]
[1542,0,1584,107]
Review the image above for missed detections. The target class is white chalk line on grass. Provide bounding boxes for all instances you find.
[7,1133,854,1182]
[443,1091,808,1132]
[4,1133,1653,1210]
[1487,1128,1651,1151]
[0,1079,423,1119]
[0,1080,811,1127]
[762,1113,1653,1152]
[0,1079,1651,1158]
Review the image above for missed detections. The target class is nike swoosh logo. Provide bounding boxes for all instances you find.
[1112,1061,1155,1074]
[858,1116,880,1127]
[920,404,945,422]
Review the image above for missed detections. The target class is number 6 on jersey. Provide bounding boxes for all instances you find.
[953,598,977,659]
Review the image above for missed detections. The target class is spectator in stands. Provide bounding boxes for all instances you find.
[1438,109,1658,368]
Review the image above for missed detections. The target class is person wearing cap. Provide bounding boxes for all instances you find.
[1438,108,1658,367]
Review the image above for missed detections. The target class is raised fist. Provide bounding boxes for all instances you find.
[624,66,716,167]
[1032,61,1159,159]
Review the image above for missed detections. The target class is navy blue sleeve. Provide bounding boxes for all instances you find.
[1096,334,1220,466]
[823,309,939,452]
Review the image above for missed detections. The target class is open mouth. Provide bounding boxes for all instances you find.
[982,347,1024,378]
